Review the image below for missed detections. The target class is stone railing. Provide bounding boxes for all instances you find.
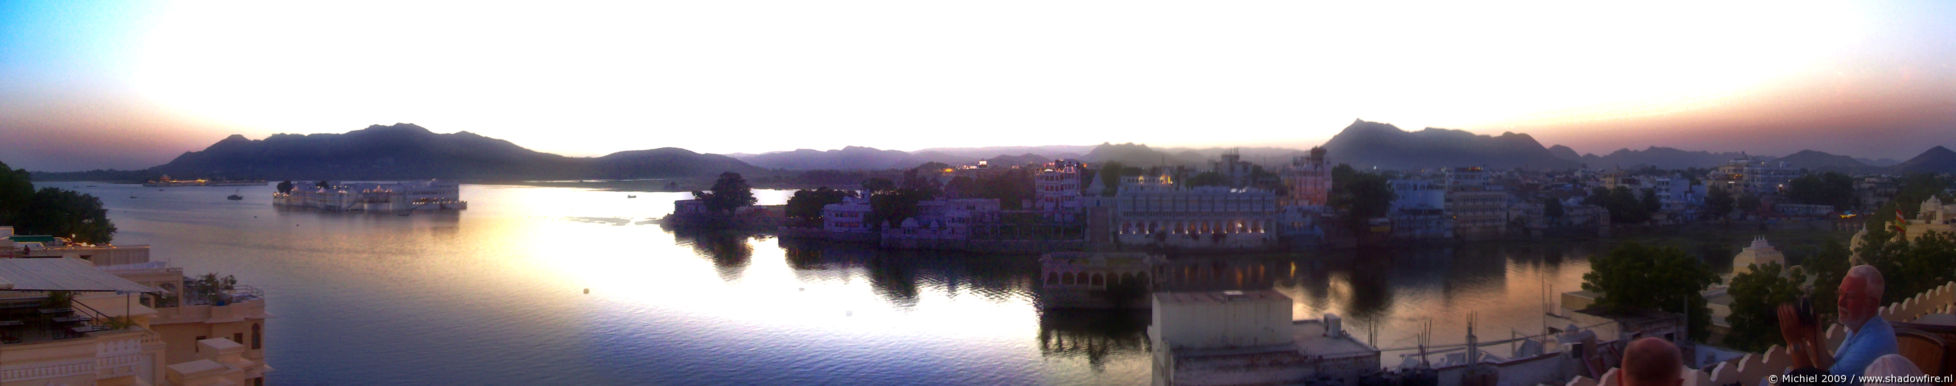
[153,296,267,325]
[1565,281,1956,386]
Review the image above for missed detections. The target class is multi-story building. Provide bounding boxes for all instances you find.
[0,227,270,385]
[1280,147,1332,209]
[1034,160,1084,221]
[1710,156,1799,196]
[1389,179,1452,240]
[1212,151,1256,187]
[1113,185,1279,249]
[1856,176,1899,212]
[1447,190,1512,241]
[821,196,874,235]
[1444,167,1491,191]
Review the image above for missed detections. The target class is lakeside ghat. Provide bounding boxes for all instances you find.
[35,181,1851,384]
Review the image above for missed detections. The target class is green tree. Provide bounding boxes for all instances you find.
[1787,172,1856,210]
[0,161,31,225]
[1640,188,1661,215]
[861,177,897,193]
[1328,164,1395,231]
[1705,186,1734,221]
[1724,261,1806,351]
[1581,242,1720,340]
[700,172,757,215]
[1184,171,1228,188]
[1803,239,1853,321]
[785,187,854,227]
[975,168,1033,210]
[276,180,295,194]
[1736,194,1761,219]
[868,188,933,229]
[18,188,117,244]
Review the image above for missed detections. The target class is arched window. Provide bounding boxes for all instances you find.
[251,323,262,349]
[1090,273,1103,286]
[1063,272,1076,285]
[1045,272,1058,285]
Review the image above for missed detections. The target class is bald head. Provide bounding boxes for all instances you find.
[1620,337,1684,386]
[1841,265,1886,329]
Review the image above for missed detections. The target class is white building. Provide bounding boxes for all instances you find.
[1729,236,1786,277]
[1113,185,1279,249]
[273,180,466,213]
[1150,290,1380,385]
[1389,179,1453,240]
[821,196,874,235]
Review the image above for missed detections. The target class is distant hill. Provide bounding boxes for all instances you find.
[1576,147,1747,170]
[1894,146,1956,174]
[730,145,1089,170]
[1547,145,1582,162]
[1320,119,1579,170]
[34,123,762,181]
[1082,143,1192,167]
[1776,150,1870,172]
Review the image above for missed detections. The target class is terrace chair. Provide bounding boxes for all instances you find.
[1894,326,1948,377]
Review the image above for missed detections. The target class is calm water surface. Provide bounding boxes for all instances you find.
[47,182,1656,385]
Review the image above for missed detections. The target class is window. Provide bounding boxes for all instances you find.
[234,333,244,345]
[252,324,262,349]
[195,336,206,352]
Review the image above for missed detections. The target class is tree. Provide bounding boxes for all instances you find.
[861,177,897,193]
[18,188,117,244]
[276,180,295,194]
[1329,164,1395,231]
[702,172,757,215]
[0,161,31,225]
[1639,188,1661,215]
[1736,194,1760,219]
[1724,261,1807,351]
[1581,242,1719,340]
[868,188,932,229]
[785,187,854,227]
[1787,172,1856,210]
[1543,197,1564,222]
[315,180,332,189]
[1705,186,1734,221]
[975,168,1034,210]
[1600,186,1650,224]
[1184,172,1228,188]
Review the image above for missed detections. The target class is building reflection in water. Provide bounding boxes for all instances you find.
[1037,310,1150,372]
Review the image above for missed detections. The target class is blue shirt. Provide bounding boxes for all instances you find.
[1830,315,1899,385]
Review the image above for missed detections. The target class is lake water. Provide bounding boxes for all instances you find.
[44,182,1655,385]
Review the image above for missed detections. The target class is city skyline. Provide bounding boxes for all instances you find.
[5,0,1955,172]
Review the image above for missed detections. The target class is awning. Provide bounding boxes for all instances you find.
[0,257,161,293]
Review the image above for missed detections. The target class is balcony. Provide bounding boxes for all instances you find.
[154,285,267,325]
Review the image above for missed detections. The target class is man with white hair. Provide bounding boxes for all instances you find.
[1779,264,1900,385]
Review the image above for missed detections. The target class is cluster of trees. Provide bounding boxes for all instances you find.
[1785,172,1856,210]
[1580,242,1720,341]
[1327,164,1394,231]
[1722,240,1851,352]
[1585,186,1660,224]
[0,161,116,244]
[691,172,758,215]
[785,187,855,227]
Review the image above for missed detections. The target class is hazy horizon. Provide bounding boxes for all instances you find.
[5,1,1954,171]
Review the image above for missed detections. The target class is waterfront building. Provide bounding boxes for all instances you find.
[1034,160,1084,221]
[1037,252,1163,309]
[1149,290,1380,385]
[273,180,467,213]
[881,198,1002,242]
[1388,179,1452,241]
[1446,190,1512,241]
[1279,147,1332,209]
[0,228,273,385]
[1113,185,1278,250]
[820,196,875,236]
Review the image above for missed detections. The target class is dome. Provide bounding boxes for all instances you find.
[1731,236,1786,276]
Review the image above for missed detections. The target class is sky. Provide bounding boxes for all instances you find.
[3,0,1953,172]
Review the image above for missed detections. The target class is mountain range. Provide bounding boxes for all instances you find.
[34,124,763,181]
[27,121,1956,181]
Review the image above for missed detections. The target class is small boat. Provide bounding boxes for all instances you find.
[226,189,244,201]
[627,195,637,199]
